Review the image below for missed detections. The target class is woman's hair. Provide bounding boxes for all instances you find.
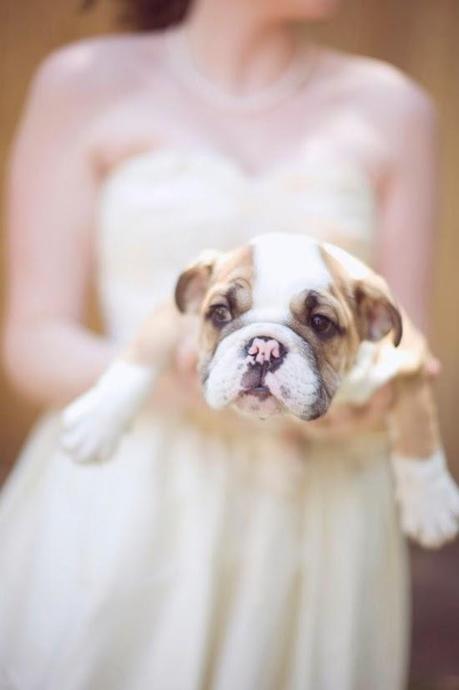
[83,0,193,30]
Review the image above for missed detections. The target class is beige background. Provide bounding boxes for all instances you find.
[1,2,458,684]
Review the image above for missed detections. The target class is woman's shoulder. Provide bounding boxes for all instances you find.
[30,33,165,102]
[320,48,436,122]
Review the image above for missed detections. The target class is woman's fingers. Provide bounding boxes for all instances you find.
[356,382,394,419]
[328,382,394,428]
[176,343,198,373]
[425,355,441,378]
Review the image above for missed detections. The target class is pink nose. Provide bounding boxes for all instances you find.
[247,337,283,365]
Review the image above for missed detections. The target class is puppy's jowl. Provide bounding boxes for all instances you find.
[62,233,459,548]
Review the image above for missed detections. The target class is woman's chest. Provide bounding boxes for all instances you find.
[89,87,389,190]
[96,146,377,327]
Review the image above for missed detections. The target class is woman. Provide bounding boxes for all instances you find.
[1,1,438,688]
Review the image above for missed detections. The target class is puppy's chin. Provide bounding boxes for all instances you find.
[233,391,285,420]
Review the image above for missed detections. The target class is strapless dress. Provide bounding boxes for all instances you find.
[0,146,408,690]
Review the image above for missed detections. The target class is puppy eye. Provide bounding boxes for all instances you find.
[209,304,232,327]
[310,314,337,338]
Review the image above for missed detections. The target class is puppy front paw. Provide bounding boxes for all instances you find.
[61,388,123,463]
[391,451,459,548]
[61,360,154,463]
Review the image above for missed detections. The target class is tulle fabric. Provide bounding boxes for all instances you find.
[0,148,408,690]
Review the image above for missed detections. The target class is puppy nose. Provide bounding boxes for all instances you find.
[246,336,285,365]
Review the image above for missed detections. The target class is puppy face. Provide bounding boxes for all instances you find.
[175,234,402,421]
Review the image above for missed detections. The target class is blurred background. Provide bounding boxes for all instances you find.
[1,1,458,688]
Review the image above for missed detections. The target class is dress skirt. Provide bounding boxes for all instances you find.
[0,408,408,690]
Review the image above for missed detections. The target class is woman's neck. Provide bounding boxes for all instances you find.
[182,0,299,95]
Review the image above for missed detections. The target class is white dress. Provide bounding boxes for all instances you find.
[0,146,409,690]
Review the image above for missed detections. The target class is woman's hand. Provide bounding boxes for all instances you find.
[282,354,441,444]
[173,330,203,405]
[145,314,204,413]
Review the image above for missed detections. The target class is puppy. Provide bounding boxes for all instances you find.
[62,233,459,547]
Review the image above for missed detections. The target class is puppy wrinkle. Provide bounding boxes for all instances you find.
[296,289,348,336]
[225,282,253,316]
[305,291,320,310]
[284,305,349,400]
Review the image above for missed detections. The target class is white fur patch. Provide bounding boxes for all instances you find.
[391,449,459,548]
[250,234,331,311]
[61,359,155,463]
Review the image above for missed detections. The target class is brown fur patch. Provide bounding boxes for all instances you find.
[199,244,254,357]
[213,244,253,285]
[320,245,403,346]
[124,301,180,366]
[175,250,222,314]
[390,374,440,457]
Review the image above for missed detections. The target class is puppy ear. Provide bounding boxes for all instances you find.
[320,242,402,346]
[175,250,221,314]
[354,279,403,347]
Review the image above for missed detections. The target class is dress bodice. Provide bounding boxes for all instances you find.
[97,145,377,342]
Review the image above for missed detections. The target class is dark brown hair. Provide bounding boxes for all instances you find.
[83,0,193,31]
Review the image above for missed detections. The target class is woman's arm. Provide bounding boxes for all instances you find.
[376,86,439,334]
[2,50,114,407]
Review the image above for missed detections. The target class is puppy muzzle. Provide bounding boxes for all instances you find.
[201,321,332,421]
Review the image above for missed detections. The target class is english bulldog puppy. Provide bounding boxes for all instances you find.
[62,233,459,548]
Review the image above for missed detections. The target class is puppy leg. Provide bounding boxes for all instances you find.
[61,303,180,463]
[389,375,459,547]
